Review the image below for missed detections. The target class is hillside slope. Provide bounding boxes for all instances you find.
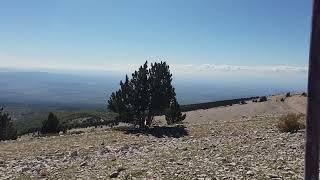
[182,93,306,125]
[0,93,307,179]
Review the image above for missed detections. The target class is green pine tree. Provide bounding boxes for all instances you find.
[149,61,175,114]
[41,112,60,134]
[108,61,186,127]
[130,61,151,127]
[0,107,17,141]
[165,98,186,125]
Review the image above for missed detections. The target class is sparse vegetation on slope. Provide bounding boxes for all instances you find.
[0,93,308,179]
[7,105,117,136]
[259,96,268,102]
[277,113,305,133]
[0,113,305,179]
[58,111,119,130]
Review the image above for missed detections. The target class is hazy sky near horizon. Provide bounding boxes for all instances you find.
[0,0,312,73]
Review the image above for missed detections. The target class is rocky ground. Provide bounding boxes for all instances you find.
[0,94,306,179]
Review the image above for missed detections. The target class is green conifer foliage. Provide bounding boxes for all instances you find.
[41,112,60,134]
[165,98,186,125]
[0,107,17,140]
[108,61,185,127]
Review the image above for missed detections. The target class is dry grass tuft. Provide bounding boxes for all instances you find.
[277,113,305,133]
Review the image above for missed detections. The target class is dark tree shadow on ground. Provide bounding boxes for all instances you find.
[114,125,188,138]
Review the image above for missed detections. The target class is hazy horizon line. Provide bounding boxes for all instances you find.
[0,63,308,75]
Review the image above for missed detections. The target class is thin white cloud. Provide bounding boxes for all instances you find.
[170,64,308,74]
[0,54,308,74]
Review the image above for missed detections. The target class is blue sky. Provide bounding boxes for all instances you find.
[0,0,312,72]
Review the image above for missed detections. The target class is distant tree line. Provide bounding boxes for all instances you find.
[59,116,119,131]
[13,111,120,137]
[181,96,260,112]
[39,112,116,134]
[108,61,186,127]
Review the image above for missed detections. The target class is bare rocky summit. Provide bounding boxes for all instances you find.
[0,94,306,179]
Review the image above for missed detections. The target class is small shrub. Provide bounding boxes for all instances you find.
[259,96,267,102]
[240,101,247,104]
[165,98,186,125]
[301,92,307,97]
[280,98,285,102]
[277,113,305,133]
[286,92,291,98]
[41,112,60,134]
